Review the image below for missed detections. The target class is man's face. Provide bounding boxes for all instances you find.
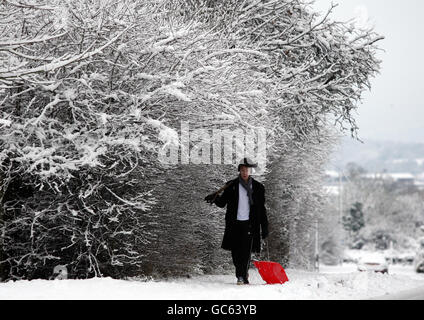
[240,166,251,180]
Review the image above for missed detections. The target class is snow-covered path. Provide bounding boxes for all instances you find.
[1,264,423,300]
[372,285,424,300]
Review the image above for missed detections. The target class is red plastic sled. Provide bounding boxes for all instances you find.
[253,261,289,285]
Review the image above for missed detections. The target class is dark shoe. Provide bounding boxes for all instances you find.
[243,277,249,285]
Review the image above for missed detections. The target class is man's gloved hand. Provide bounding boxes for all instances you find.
[204,193,217,204]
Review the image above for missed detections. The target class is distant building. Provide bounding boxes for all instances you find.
[323,170,424,193]
[325,170,339,179]
[415,173,424,190]
[324,170,347,183]
[362,173,415,185]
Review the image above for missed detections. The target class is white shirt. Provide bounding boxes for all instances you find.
[237,183,250,221]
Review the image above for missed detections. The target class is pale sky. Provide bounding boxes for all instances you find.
[311,0,424,144]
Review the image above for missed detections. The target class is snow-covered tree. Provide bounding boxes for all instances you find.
[0,0,383,279]
[334,164,424,252]
[0,0,168,279]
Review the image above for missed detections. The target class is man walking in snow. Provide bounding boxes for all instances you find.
[204,158,269,285]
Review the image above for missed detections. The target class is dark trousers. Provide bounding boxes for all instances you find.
[231,221,253,279]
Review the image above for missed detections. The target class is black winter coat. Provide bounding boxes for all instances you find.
[214,177,268,253]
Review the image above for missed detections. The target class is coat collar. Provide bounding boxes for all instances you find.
[234,177,258,189]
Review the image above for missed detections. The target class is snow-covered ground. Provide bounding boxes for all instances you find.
[1,264,424,300]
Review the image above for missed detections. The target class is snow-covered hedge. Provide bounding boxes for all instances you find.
[0,0,382,279]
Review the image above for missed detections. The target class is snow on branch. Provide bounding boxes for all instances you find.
[0,0,383,279]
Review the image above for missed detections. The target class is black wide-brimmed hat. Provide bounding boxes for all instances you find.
[238,157,258,171]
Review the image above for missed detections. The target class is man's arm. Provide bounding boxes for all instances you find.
[205,180,233,208]
[213,186,230,208]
